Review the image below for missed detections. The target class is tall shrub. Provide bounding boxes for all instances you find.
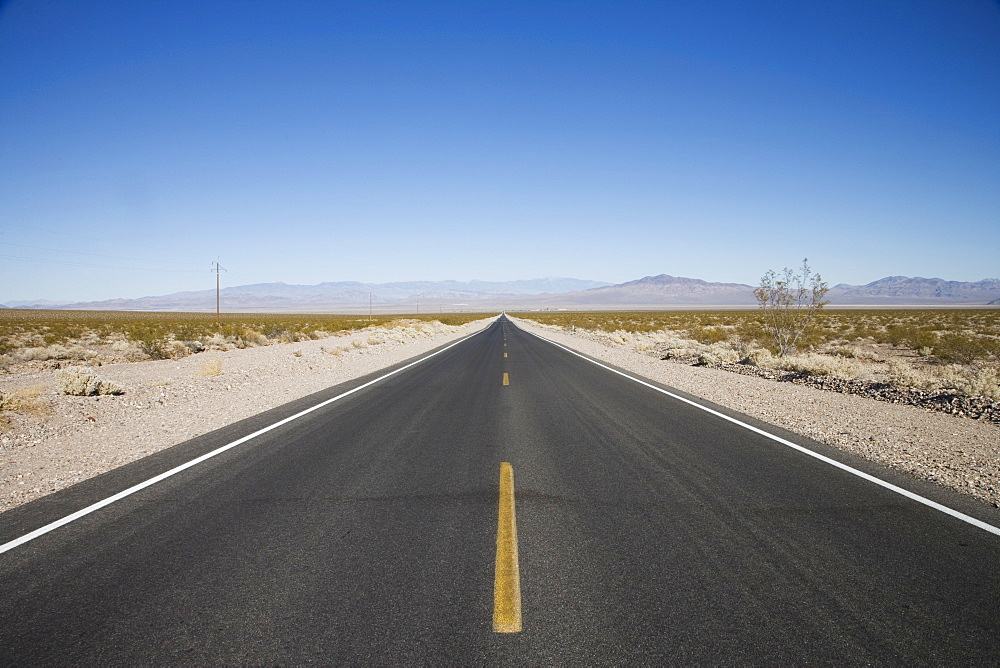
[754,259,829,357]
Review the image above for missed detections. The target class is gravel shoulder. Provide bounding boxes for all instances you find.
[0,318,493,512]
[511,317,1000,508]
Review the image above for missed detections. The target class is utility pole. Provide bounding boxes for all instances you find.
[213,260,226,325]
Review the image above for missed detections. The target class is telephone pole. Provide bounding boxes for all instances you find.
[213,261,226,325]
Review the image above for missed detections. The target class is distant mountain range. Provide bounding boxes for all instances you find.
[513,275,1000,307]
[4,275,999,311]
[519,274,1000,308]
[2,278,610,312]
[3,299,75,308]
[829,276,1000,305]
[512,275,758,307]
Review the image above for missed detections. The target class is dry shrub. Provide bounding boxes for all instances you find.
[0,385,48,416]
[111,340,148,362]
[887,360,1000,399]
[829,345,881,361]
[773,353,870,379]
[242,330,269,347]
[742,348,775,368]
[161,340,192,358]
[204,334,230,350]
[131,334,170,360]
[956,365,1000,400]
[199,358,223,376]
[698,349,740,365]
[351,340,367,349]
[887,360,942,391]
[393,322,438,338]
[692,326,729,345]
[12,344,93,363]
[608,330,633,345]
[412,323,436,336]
[58,368,124,396]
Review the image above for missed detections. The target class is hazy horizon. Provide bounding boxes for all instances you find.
[6,273,1000,308]
[2,1,998,303]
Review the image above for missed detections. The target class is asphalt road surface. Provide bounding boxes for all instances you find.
[1,316,998,664]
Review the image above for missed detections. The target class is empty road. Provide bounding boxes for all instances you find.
[1,316,998,663]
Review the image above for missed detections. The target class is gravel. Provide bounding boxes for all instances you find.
[0,318,492,512]
[512,318,1000,508]
[704,361,1000,423]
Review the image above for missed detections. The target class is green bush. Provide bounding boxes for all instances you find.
[933,333,999,365]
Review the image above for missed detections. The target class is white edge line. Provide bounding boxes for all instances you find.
[0,323,494,555]
[511,320,1000,538]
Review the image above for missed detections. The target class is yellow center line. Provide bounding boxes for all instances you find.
[502,372,509,385]
[493,462,522,633]
[504,352,508,358]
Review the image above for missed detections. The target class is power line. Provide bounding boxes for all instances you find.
[1,223,203,265]
[1,228,324,287]
[0,242,202,267]
[223,268,280,285]
[0,253,204,273]
[1,250,286,286]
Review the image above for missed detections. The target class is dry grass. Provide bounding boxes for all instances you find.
[0,384,48,418]
[199,358,223,376]
[0,310,488,369]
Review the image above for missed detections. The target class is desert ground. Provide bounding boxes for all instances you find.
[0,313,997,513]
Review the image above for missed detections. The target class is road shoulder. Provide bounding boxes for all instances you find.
[510,317,1000,510]
[0,318,494,514]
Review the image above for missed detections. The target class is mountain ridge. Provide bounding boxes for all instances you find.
[2,278,610,311]
[4,276,998,311]
[495,275,1000,308]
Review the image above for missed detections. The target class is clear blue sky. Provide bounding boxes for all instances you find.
[1,0,998,302]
